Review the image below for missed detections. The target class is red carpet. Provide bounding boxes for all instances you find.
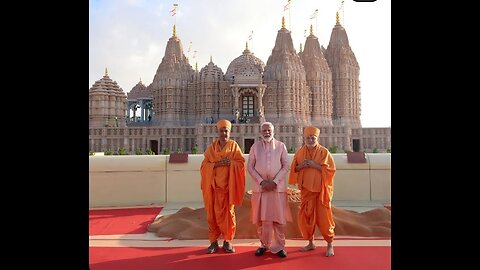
[89,207,162,235]
[89,246,390,270]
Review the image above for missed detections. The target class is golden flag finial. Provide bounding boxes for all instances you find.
[310,24,314,36]
[139,77,142,83]
[299,43,303,53]
[104,67,108,76]
[195,62,198,72]
[282,16,285,28]
[210,55,212,63]
[173,24,176,37]
[245,41,248,50]
[336,1,345,26]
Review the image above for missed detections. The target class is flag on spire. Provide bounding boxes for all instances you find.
[310,9,318,19]
[283,0,291,11]
[170,3,178,16]
[338,0,344,12]
[248,30,253,41]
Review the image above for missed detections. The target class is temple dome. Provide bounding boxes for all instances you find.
[225,46,264,84]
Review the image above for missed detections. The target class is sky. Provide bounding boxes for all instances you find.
[89,0,390,128]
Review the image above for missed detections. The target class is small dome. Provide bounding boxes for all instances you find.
[199,60,224,81]
[127,80,152,99]
[89,74,124,94]
[225,47,265,83]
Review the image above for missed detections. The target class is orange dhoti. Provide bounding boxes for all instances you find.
[203,185,237,242]
[298,188,335,243]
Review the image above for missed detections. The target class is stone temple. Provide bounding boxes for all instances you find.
[89,14,390,155]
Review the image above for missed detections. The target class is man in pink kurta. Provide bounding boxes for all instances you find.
[247,122,292,258]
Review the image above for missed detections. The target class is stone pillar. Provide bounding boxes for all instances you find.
[127,101,131,121]
[139,100,144,122]
[256,85,266,123]
[180,129,185,152]
[231,86,240,112]
[196,124,205,152]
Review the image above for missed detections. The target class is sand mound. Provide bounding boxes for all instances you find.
[148,189,390,239]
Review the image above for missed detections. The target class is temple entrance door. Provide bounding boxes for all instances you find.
[244,139,255,154]
[352,139,360,152]
[150,140,159,155]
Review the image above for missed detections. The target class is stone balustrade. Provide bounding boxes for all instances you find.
[89,153,390,208]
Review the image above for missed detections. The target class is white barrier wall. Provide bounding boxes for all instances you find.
[89,156,167,207]
[368,154,391,201]
[89,153,391,208]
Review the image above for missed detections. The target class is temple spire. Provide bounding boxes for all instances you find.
[310,24,313,35]
[281,16,285,28]
[245,41,248,50]
[104,67,108,76]
[210,55,212,63]
[195,62,198,72]
[299,43,303,53]
[336,11,340,25]
[173,24,176,37]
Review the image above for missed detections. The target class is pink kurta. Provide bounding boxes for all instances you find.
[247,139,292,224]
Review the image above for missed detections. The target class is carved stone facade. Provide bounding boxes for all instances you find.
[89,16,391,154]
[89,68,128,128]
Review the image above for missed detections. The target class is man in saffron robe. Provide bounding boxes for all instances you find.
[200,119,246,254]
[247,122,292,258]
[288,126,336,257]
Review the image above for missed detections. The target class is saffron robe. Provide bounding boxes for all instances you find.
[288,144,336,242]
[200,139,246,242]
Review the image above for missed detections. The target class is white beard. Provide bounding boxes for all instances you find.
[263,136,273,143]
